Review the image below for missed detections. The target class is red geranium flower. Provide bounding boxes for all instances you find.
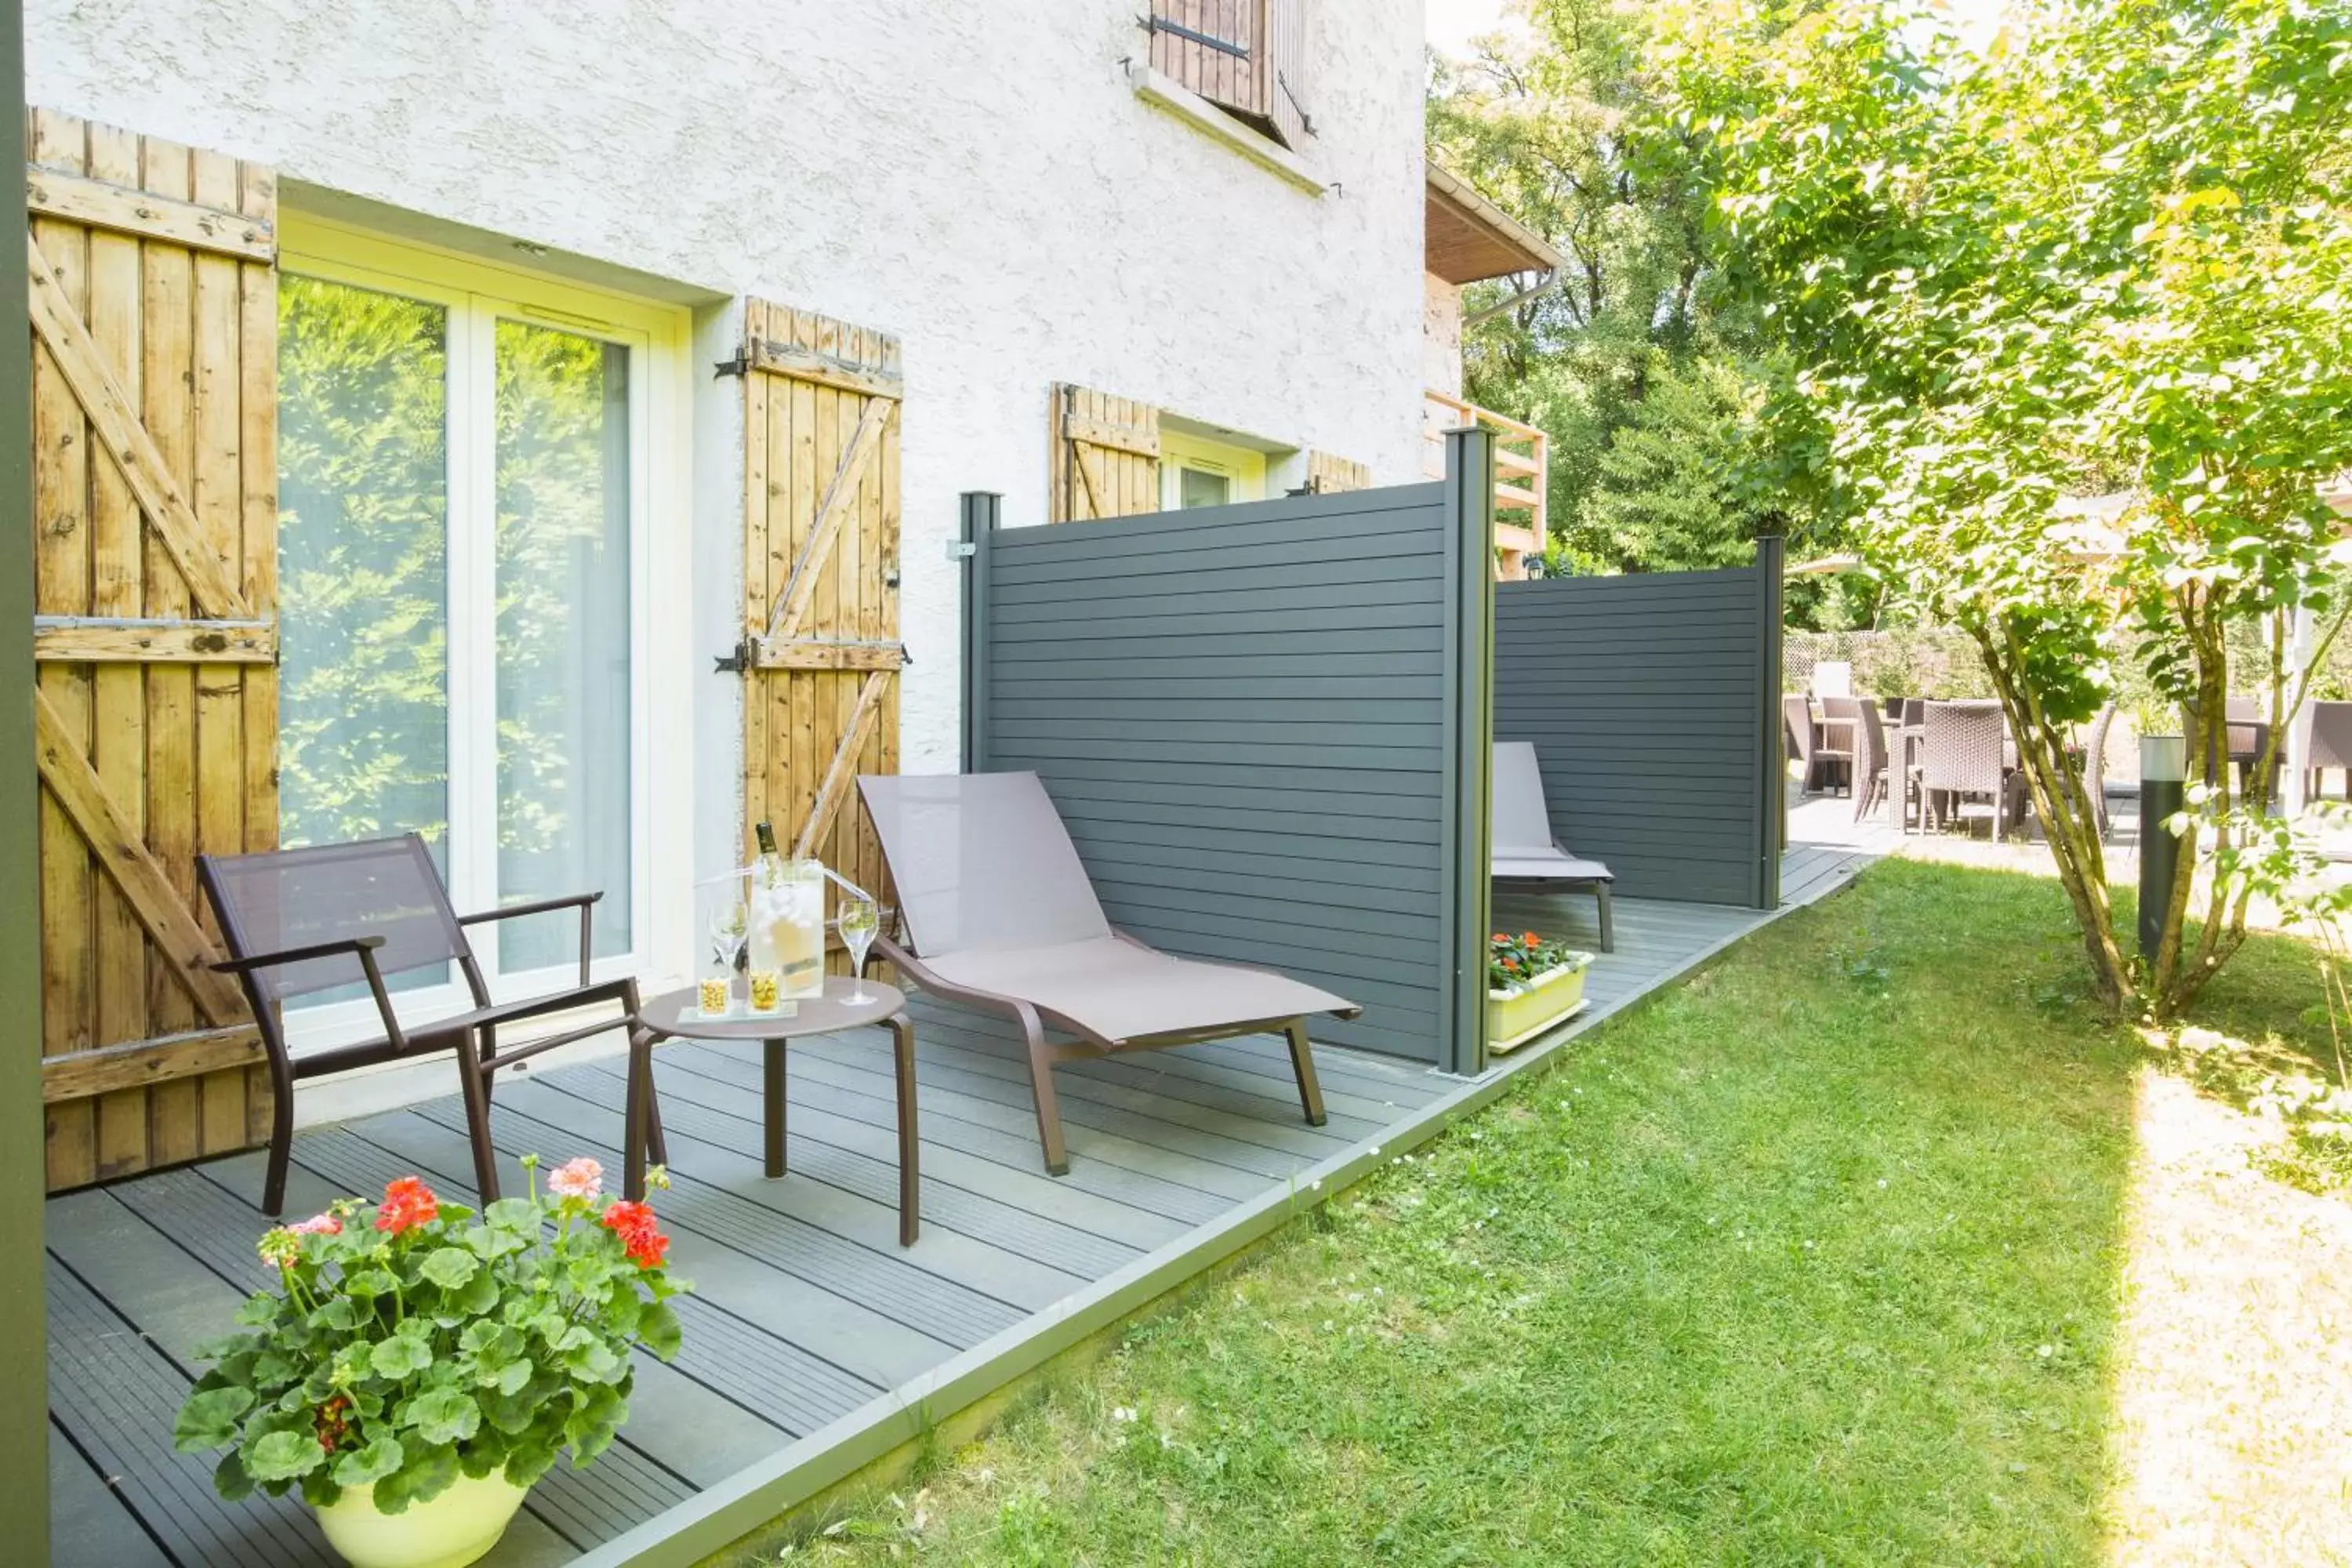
[601,1198,671,1269]
[375,1176,439,1235]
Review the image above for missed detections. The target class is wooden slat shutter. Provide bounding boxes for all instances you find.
[1049,384,1160,522]
[1148,2,1308,149]
[740,301,902,964]
[1306,451,1370,493]
[27,109,278,1189]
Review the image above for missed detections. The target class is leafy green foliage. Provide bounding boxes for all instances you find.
[1657,0,2352,1014]
[173,1161,687,1514]
[1428,2,1836,592]
[1486,927,1592,993]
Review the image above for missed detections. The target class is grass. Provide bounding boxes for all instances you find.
[753,858,2343,1566]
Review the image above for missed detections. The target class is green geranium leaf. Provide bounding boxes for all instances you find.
[637,1300,683,1362]
[561,1338,622,1384]
[408,1387,481,1446]
[214,1449,255,1502]
[343,1269,398,1300]
[332,1434,405,1489]
[369,1334,434,1381]
[174,1385,255,1452]
[245,1428,326,1483]
[417,1247,478,1290]
[493,1356,535,1398]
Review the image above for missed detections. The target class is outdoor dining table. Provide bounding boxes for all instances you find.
[624,975,921,1245]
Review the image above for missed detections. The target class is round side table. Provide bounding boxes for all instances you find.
[626,976,919,1245]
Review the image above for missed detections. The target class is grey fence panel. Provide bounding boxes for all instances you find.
[962,473,1479,1063]
[1494,546,1781,908]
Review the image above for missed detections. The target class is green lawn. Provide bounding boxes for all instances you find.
[756,858,2323,1566]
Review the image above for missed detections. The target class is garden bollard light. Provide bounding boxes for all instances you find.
[2138,735,2187,960]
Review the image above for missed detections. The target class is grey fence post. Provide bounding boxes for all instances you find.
[958,492,1000,775]
[1753,534,1785,909]
[1441,428,1497,1076]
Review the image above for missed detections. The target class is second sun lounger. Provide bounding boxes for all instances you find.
[1492,740,1615,952]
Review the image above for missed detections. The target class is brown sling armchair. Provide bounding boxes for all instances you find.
[198,834,653,1215]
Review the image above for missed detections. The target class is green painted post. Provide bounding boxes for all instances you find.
[957,493,1000,775]
[1441,429,1496,1077]
[0,0,51,1545]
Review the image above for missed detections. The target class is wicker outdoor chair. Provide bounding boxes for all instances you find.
[1784,695,1817,793]
[2083,704,2116,840]
[1919,699,2017,840]
[1854,700,1917,827]
[1817,695,1864,799]
[198,834,648,1215]
[2302,700,2352,802]
[2223,695,2276,804]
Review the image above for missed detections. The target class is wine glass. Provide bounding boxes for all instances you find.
[837,891,880,1004]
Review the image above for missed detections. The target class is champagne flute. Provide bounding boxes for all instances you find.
[837,892,880,1004]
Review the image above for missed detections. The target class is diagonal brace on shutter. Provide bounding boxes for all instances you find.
[791,669,893,860]
[763,398,894,643]
[32,690,243,1025]
[26,234,251,620]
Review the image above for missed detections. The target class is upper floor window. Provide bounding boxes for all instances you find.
[1146,1,1311,150]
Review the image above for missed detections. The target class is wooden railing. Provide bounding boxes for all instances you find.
[1425,389,1548,579]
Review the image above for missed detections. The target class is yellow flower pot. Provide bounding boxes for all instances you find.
[314,1472,531,1568]
[1486,961,1590,1054]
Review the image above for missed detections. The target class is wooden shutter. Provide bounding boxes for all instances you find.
[1148,2,1308,149]
[739,301,903,964]
[1049,383,1160,522]
[1306,451,1370,493]
[27,110,278,1189]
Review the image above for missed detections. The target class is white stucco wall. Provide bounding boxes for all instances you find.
[1424,270,1465,397]
[28,0,1428,789]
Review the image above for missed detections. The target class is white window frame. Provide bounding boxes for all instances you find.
[276,217,695,1061]
[1160,428,1269,511]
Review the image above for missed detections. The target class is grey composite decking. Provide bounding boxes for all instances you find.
[47,845,1875,1568]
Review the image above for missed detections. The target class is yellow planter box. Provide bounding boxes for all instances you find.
[1486,961,1591,1054]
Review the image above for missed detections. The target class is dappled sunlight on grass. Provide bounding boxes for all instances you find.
[2106,1069,2352,1568]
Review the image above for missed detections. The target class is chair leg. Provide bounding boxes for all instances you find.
[261,1059,296,1218]
[454,1030,501,1206]
[1283,1020,1327,1127]
[1595,884,1615,953]
[1015,1005,1069,1176]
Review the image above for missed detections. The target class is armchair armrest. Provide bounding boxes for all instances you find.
[212,935,410,1056]
[212,933,386,977]
[459,891,602,985]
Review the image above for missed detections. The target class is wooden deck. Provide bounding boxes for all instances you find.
[46,846,1876,1568]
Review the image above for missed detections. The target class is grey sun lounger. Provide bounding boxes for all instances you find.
[1492,740,1614,952]
[857,771,1361,1175]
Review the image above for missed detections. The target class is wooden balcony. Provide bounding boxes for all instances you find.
[1425,389,1548,579]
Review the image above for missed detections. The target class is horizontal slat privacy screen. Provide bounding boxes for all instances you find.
[960,480,1465,1062]
[1493,542,1784,909]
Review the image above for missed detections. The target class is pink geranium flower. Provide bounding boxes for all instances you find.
[289,1212,341,1236]
[548,1156,604,1201]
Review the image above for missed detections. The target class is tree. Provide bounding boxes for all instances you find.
[1429,0,1817,579]
[1661,0,2352,1014]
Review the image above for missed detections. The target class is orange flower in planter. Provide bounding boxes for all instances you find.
[374,1176,439,1235]
[601,1198,672,1269]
